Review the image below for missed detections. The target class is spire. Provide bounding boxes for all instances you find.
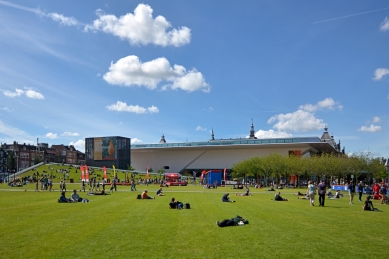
[159,134,166,143]
[249,119,257,139]
[210,128,215,141]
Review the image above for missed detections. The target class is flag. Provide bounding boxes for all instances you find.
[200,170,205,180]
[223,168,226,181]
[80,166,85,181]
[103,166,107,181]
[112,165,116,179]
[85,164,89,182]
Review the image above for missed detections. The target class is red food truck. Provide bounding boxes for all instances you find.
[164,173,188,186]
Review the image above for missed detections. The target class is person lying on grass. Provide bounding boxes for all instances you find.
[273,192,288,201]
[88,190,110,195]
[328,190,343,199]
[142,189,154,199]
[222,193,235,202]
[216,215,248,227]
[294,191,305,196]
[363,196,379,211]
[236,187,252,196]
[169,198,183,209]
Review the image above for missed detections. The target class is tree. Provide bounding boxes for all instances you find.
[6,151,16,171]
[157,167,165,180]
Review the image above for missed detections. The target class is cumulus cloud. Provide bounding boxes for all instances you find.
[131,138,142,143]
[380,17,389,31]
[268,98,342,132]
[85,4,191,47]
[299,98,342,112]
[69,139,85,152]
[195,126,207,131]
[358,125,382,132]
[45,132,58,139]
[103,55,210,92]
[2,88,44,99]
[61,132,80,137]
[268,110,326,132]
[106,101,159,114]
[254,130,292,139]
[373,68,389,81]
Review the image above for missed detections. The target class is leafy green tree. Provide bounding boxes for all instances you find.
[157,167,165,180]
[6,151,16,171]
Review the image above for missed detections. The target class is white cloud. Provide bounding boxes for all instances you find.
[380,17,389,31]
[372,68,389,81]
[195,126,207,131]
[268,110,325,132]
[106,101,159,114]
[61,132,80,137]
[1,107,13,112]
[2,88,44,99]
[46,13,79,26]
[268,98,342,133]
[103,55,210,92]
[299,98,342,112]
[45,132,58,139]
[3,88,24,97]
[131,138,142,143]
[85,4,191,47]
[69,139,85,152]
[358,125,382,132]
[254,130,292,139]
[0,120,34,144]
[24,89,44,99]
[372,116,381,123]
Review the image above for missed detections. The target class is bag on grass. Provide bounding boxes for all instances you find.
[185,203,190,209]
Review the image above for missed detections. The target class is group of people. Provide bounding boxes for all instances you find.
[58,189,90,203]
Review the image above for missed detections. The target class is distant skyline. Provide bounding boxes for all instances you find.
[0,1,388,158]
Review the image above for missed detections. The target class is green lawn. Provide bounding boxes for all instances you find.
[0,184,386,259]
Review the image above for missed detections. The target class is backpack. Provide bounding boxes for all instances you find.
[185,203,190,209]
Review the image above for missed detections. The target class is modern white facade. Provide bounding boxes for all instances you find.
[130,126,343,174]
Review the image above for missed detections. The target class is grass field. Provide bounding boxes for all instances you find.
[0,183,387,259]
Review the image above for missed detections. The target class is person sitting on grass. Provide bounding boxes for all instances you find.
[142,189,154,199]
[363,196,379,211]
[169,198,183,209]
[216,215,248,227]
[156,188,164,196]
[71,189,83,202]
[58,191,72,203]
[267,186,275,191]
[222,193,235,202]
[236,187,252,196]
[273,192,288,201]
[294,191,305,196]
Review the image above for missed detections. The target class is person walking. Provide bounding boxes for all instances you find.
[348,180,356,204]
[357,181,364,202]
[317,180,326,207]
[307,181,316,206]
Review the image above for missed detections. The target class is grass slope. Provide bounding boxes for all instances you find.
[0,184,386,259]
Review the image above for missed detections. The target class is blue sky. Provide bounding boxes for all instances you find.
[0,1,388,158]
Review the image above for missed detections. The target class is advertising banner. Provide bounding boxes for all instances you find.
[93,137,117,161]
